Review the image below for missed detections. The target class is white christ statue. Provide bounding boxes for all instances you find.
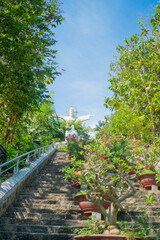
[60,106,94,122]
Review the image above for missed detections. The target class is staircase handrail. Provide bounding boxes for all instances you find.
[0,141,66,188]
[0,143,55,187]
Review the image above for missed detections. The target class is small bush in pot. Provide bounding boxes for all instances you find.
[64,136,140,233]
[130,137,160,188]
[63,135,159,239]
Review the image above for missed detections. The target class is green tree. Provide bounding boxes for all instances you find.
[94,116,109,132]
[0,0,63,144]
[106,105,153,141]
[105,2,160,143]
[29,100,64,145]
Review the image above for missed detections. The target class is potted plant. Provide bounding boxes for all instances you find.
[64,136,146,239]
[130,138,160,189]
[63,135,160,239]
[75,193,110,214]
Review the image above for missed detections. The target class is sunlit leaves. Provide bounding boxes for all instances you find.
[0,0,63,144]
[105,3,160,142]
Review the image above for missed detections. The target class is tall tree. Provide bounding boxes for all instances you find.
[0,0,63,144]
[28,99,64,144]
[105,2,160,142]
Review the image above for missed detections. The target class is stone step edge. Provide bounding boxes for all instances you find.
[0,218,84,223]
[0,230,74,236]
[0,223,84,227]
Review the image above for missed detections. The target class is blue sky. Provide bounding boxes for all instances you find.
[49,0,158,128]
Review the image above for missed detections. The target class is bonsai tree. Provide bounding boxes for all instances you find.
[64,136,140,232]
[63,135,160,238]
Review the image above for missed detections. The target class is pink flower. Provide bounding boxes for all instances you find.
[100,154,105,158]
[148,148,151,151]
[83,163,88,167]
[71,173,75,177]
[133,143,136,147]
[133,138,136,143]
[130,149,135,152]
[133,161,135,163]
[68,184,72,188]
[100,138,102,143]
[83,146,87,150]
[148,165,151,169]
[76,170,81,175]
[157,148,159,150]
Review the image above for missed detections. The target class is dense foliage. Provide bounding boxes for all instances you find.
[0,0,63,144]
[104,2,160,143]
[64,134,160,238]
[65,134,88,160]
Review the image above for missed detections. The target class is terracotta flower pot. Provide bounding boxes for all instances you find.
[138,173,160,188]
[74,234,141,240]
[75,194,110,214]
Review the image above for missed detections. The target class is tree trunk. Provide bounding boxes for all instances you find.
[109,203,119,226]
[2,112,18,145]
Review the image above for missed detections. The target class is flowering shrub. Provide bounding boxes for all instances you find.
[63,134,160,235]
[129,138,160,176]
[66,134,88,161]
[63,136,140,230]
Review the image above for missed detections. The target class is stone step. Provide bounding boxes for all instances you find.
[5,208,160,222]
[25,183,71,189]
[21,188,74,194]
[0,217,84,226]
[17,192,160,202]
[14,198,77,205]
[11,201,160,213]
[0,231,74,240]
[6,207,82,215]
[12,202,79,209]
[17,193,76,200]
[122,205,160,211]
[118,211,160,222]
[3,211,84,220]
[1,215,159,228]
[0,223,81,234]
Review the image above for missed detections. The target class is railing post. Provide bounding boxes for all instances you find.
[25,154,30,165]
[33,151,36,161]
[14,154,19,176]
[38,148,41,158]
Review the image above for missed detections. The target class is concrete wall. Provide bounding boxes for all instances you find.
[0,148,56,217]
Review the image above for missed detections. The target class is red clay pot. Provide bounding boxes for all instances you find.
[138,173,160,188]
[74,234,141,240]
[75,194,110,214]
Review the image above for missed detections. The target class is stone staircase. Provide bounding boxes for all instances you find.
[0,150,84,240]
[0,150,159,239]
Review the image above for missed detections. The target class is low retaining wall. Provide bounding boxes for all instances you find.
[0,147,56,217]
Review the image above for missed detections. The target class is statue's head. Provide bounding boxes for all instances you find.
[69,106,77,118]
